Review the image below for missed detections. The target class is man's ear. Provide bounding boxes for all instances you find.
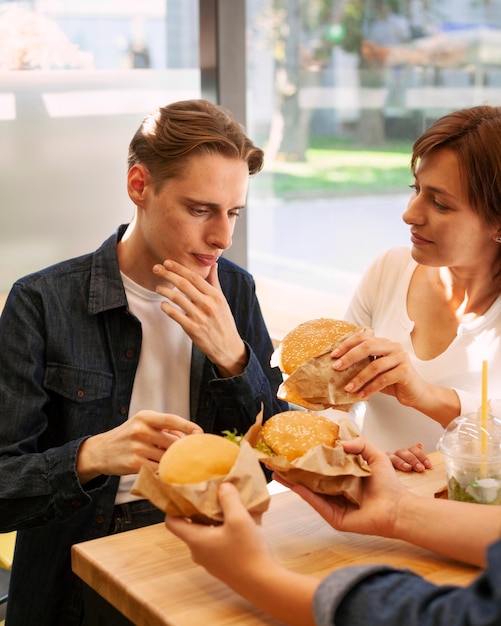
[127,164,150,206]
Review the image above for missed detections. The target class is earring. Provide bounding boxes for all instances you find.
[496,236,501,243]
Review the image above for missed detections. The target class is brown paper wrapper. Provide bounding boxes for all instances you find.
[275,327,373,411]
[131,440,270,525]
[244,414,371,506]
[434,485,448,499]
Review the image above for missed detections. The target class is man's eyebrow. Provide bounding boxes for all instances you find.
[184,196,246,211]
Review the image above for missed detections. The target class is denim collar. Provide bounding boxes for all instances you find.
[88,224,129,315]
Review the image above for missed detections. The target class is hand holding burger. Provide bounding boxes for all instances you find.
[250,410,371,505]
[272,318,372,410]
[132,432,270,524]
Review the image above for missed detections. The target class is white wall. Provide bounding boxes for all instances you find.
[0,69,200,292]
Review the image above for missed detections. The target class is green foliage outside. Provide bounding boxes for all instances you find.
[253,137,414,199]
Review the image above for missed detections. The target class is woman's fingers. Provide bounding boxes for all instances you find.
[388,443,433,473]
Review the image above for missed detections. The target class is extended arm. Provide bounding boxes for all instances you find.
[291,437,499,568]
[166,436,500,626]
[166,481,319,626]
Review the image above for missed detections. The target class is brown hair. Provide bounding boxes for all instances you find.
[411,105,501,228]
[127,99,264,192]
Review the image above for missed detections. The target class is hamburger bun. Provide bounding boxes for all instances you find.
[274,318,371,410]
[260,410,339,462]
[277,318,358,375]
[158,433,240,484]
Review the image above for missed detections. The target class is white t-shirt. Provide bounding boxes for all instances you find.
[115,272,192,504]
[345,247,501,452]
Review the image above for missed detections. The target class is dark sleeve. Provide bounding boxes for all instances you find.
[313,540,501,626]
[0,284,94,530]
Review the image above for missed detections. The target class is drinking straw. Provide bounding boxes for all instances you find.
[481,360,488,471]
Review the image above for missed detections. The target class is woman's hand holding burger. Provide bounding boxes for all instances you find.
[331,331,460,472]
[330,332,425,406]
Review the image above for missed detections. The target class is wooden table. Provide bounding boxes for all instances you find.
[72,451,481,626]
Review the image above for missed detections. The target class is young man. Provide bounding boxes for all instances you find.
[0,99,286,625]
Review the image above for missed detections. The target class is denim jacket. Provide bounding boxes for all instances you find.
[0,225,287,626]
[314,539,501,626]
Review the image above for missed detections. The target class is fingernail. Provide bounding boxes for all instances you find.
[424,459,432,469]
[219,482,233,493]
[344,382,354,392]
[332,359,343,370]
[331,348,340,357]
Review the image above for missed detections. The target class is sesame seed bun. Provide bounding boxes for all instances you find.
[158,433,240,484]
[261,411,339,462]
[274,318,371,410]
[278,318,358,376]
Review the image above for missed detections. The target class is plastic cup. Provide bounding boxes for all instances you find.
[438,414,501,504]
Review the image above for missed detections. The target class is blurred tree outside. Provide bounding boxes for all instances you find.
[260,0,344,162]
[352,0,412,145]
[257,0,418,161]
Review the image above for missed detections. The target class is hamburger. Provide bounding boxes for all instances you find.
[158,433,240,484]
[251,410,371,504]
[132,432,270,524]
[277,318,358,376]
[273,318,372,410]
[259,410,339,462]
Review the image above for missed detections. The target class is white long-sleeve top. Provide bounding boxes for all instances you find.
[345,246,501,452]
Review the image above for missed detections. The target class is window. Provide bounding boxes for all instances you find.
[245,0,501,311]
[3,0,501,312]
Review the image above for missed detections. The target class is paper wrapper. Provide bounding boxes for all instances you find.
[275,327,373,411]
[131,440,270,525]
[434,485,448,499]
[244,414,371,506]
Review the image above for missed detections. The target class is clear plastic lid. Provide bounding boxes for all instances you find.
[438,414,501,460]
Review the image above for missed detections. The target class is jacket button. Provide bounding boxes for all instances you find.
[119,406,127,415]
[76,389,85,398]
[125,349,135,358]
[96,514,105,524]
